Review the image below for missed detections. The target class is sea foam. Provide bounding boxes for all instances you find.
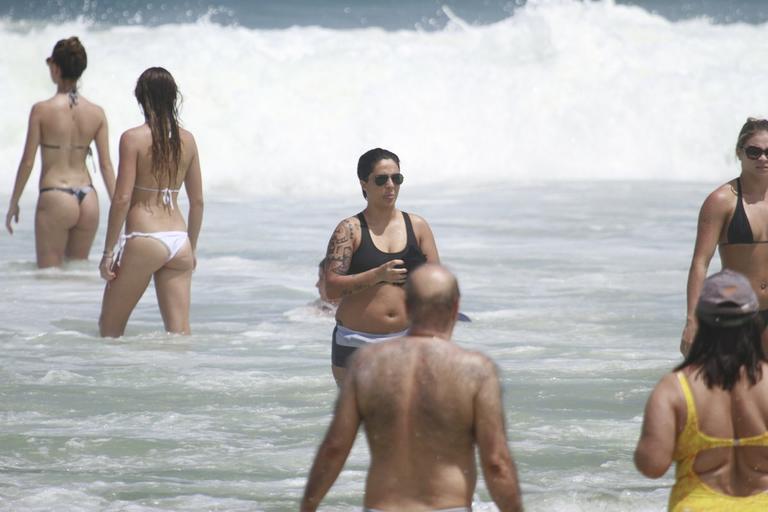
[1,0,765,199]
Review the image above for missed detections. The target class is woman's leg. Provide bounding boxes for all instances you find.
[154,241,194,334]
[34,191,80,268]
[66,190,99,260]
[99,237,168,337]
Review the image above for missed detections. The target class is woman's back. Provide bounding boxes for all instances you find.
[680,365,768,496]
[125,126,197,232]
[37,94,104,186]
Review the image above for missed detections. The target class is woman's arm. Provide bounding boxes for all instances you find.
[411,213,440,263]
[5,105,42,234]
[681,187,731,355]
[93,108,116,199]
[99,130,138,280]
[183,135,203,252]
[634,373,680,478]
[323,217,406,300]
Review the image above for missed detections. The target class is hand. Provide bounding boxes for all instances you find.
[377,259,407,285]
[100,253,117,281]
[5,204,19,234]
[680,319,697,356]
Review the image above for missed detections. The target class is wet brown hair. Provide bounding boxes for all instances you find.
[50,36,87,80]
[736,118,768,157]
[134,67,182,195]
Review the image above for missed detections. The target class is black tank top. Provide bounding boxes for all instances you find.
[348,211,427,276]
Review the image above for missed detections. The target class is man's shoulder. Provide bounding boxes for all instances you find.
[359,337,496,374]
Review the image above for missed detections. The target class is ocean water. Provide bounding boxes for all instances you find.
[0,0,762,510]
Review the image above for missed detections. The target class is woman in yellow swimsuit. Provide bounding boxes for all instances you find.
[5,37,115,267]
[98,67,203,337]
[636,269,768,511]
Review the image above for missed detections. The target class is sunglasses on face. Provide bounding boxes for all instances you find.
[744,146,768,160]
[372,173,404,186]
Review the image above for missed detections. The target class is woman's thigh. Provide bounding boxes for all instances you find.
[99,237,169,337]
[154,241,194,334]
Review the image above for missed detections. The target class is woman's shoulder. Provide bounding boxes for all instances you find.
[119,125,150,145]
[179,127,197,144]
[337,214,362,229]
[330,215,362,239]
[648,371,686,410]
[403,211,433,233]
[701,179,739,213]
[73,95,104,113]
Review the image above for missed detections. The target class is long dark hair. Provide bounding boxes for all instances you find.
[134,67,182,196]
[676,318,765,390]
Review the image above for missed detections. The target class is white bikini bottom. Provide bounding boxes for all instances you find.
[116,231,189,265]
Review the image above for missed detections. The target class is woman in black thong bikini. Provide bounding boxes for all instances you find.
[682,118,768,355]
[5,37,116,268]
[323,148,440,384]
[98,67,203,337]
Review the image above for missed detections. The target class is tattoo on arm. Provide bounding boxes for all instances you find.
[326,220,355,276]
[325,219,378,297]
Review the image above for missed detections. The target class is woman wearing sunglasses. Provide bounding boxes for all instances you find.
[5,36,116,267]
[682,118,768,355]
[98,67,203,337]
[323,148,439,384]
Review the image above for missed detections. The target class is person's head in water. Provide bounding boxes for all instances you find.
[736,117,768,160]
[677,269,765,390]
[134,67,182,189]
[405,264,460,335]
[357,148,401,200]
[47,36,87,82]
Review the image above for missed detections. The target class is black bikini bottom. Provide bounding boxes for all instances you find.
[40,185,94,204]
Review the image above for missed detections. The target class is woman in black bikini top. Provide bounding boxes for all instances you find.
[322,148,440,385]
[4,37,115,268]
[682,118,768,356]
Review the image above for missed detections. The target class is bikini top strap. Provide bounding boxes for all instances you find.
[402,212,418,246]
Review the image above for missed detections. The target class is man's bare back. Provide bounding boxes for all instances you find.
[301,264,522,512]
[357,335,496,510]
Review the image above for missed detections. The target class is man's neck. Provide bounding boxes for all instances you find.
[409,325,453,341]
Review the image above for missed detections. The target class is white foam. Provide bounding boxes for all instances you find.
[1,1,764,200]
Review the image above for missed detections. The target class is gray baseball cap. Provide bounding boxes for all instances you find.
[696,269,759,327]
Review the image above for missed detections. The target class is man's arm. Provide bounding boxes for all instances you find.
[300,359,362,511]
[475,359,523,512]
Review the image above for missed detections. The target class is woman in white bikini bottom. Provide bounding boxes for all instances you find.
[115,231,188,265]
[98,67,203,337]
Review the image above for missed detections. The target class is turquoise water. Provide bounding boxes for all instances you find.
[0,181,715,510]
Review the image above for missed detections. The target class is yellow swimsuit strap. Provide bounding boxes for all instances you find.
[676,372,768,457]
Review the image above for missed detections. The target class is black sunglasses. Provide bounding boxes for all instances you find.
[372,173,404,186]
[744,146,768,160]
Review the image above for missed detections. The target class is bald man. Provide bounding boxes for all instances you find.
[301,264,523,512]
